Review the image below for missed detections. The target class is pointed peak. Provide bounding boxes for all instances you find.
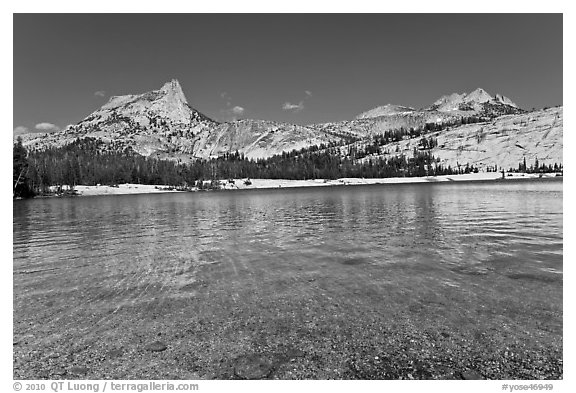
[464,88,493,103]
[495,93,518,108]
[159,79,188,104]
[160,78,182,91]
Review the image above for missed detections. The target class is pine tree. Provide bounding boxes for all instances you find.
[13,137,34,198]
[523,157,527,172]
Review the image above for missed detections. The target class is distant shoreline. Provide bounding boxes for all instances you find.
[56,172,561,197]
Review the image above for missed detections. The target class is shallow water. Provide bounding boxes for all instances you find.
[13,179,563,379]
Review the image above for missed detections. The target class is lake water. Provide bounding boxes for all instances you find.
[13,179,563,379]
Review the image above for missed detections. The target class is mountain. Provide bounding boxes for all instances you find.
[310,88,523,143]
[18,81,559,170]
[429,88,519,112]
[79,79,217,133]
[357,88,518,118]
[20,80,347,161]
[98,79,201,124]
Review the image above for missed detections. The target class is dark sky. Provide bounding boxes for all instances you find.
[13,14,562,132]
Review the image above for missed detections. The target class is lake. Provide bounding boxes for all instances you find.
[13,179,563,380]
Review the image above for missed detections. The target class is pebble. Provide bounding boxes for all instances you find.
[145,341,167,352]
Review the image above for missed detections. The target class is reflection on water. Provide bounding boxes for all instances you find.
[14,180,563,292]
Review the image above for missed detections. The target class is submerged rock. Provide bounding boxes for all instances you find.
[145,341,167,352]
[108,349,124,358]
[37,371,50,379]
[342,257,366,266]
[69,366,88,375]
[52,367,66,376]
[233,354,275,379]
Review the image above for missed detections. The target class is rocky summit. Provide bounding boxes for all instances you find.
[429,88,518,112]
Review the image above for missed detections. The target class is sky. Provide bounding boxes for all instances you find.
[13,13,563,133]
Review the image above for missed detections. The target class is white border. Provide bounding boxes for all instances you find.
[3,3,572,392]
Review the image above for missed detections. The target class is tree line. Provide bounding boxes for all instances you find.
[13,128,562,198]
[13,135,472,197]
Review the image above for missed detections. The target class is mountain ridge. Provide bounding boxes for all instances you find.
[17,80,560,171]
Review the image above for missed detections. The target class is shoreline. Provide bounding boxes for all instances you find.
[65,172,562,197]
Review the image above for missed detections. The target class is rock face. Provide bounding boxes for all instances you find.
[431,92,468,112]
[99,79,193,124]
[18,81,559,170]
[356,106,563,171]
[195,119,342,160]
[356,104,416,119]
[495,94,518,108]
